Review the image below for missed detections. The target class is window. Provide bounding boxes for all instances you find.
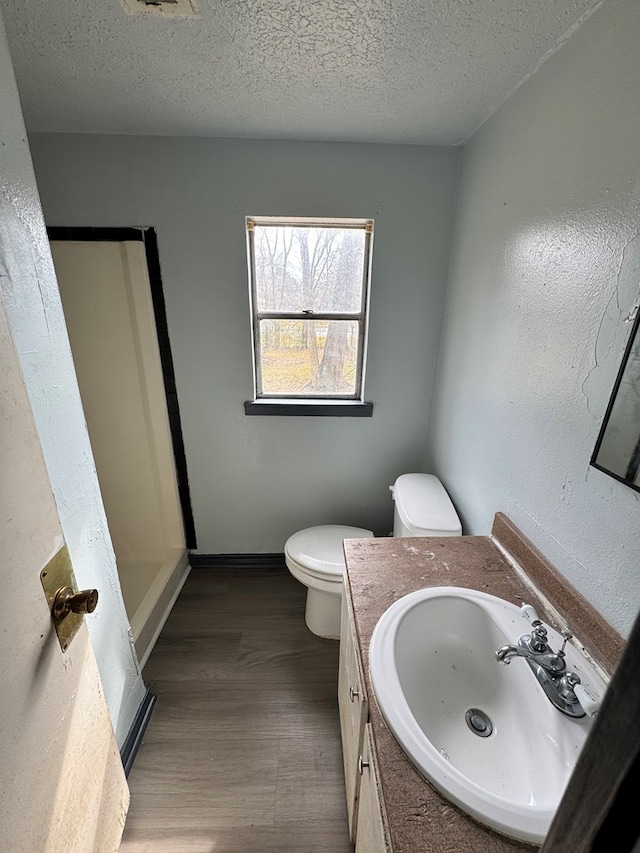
[245,216,374,415]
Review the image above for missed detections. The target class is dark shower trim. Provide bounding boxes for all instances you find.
[47,226,145,242]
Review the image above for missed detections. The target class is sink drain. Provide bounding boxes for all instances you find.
[465,708,493,737]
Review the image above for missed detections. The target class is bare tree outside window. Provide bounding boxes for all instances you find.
[247,217,373,401]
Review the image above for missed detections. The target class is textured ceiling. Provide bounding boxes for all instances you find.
[1,0,604,144]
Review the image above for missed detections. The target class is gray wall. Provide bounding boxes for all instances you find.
[0,14,145,745]
[29,135,460,551]
[428,0,640,637]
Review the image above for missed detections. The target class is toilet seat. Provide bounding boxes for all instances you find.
[284,525,374,638]
[285,525,373,580]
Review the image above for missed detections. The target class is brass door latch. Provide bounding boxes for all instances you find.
[40,545,99,652]
[52,586,98,620]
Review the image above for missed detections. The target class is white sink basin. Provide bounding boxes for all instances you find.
[369,586,606,844]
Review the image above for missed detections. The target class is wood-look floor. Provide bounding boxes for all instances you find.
[119,567,353,853]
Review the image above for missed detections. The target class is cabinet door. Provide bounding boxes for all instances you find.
[355,724,391,853]
[338,592,369,841]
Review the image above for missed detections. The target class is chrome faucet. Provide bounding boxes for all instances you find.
[495,604,587,718]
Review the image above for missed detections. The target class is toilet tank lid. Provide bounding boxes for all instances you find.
[285,525,374,576]
[392,474,461,535]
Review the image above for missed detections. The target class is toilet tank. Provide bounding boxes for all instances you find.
[390,473,462,537]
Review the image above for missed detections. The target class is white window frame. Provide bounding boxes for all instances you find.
[244,216,374,416]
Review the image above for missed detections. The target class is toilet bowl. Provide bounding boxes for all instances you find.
[285,525,374,639]
[284,473,462,639]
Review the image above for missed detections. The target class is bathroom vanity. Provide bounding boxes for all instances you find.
[338,513,623,853]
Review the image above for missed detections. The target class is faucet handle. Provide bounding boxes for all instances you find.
[557,671,581,702]
[520,603,548,651]
[521,603,542,625]
[530,624,548,651]
[574,683,600,718]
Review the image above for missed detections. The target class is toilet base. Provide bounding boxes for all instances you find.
[304,586,342,640]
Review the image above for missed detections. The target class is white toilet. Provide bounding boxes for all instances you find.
[284,473,462,639]
[389,472,462,538]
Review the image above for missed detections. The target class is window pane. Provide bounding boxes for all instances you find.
[254,226,365,313]
[259,319,359,396]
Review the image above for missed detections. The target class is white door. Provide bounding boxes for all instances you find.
[0,296,129,851]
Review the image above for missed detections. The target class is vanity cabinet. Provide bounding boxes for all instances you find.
[355,723,391,853]
[338,593,368,841]
[338,591,391,850]
[339,530,622,853]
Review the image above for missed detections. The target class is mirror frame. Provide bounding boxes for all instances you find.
[590,305,640,494]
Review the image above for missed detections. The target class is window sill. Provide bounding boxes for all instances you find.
[244,400,373,417]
